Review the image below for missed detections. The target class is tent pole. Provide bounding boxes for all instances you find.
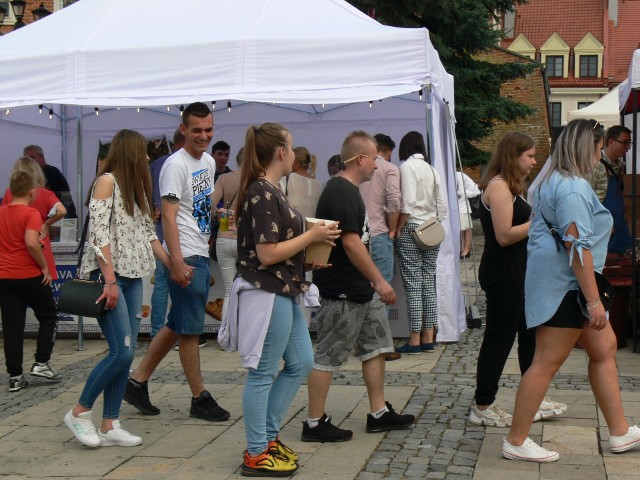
[632,89,638,353]
[76,106,85,352]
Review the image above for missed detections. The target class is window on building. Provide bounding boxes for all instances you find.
[577,102,593,110]
[579,55,598,77]
[550,102,562,126]
[546,56,564,77]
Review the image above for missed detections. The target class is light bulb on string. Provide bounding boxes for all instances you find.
[369,101,373,108]
[137,107,141,113]
[167,106,171,112]
[38,104,43,114]
[5,109,9,115]
[95,107,100,116]
[419,89,423,100]
[49,108,54,120]
[227,101,232,112]
[212,101,216,110]
[179,105,184,116]
[116,107,120,110]
[322,103,325,109]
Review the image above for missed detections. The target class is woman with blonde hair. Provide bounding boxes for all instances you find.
[2,156,66,289]
[503,119,640,461]
[225,123,339,476]
[64,129,170,448]
[280,146,323,220]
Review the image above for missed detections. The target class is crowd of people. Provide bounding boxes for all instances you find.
[1,100,639,475]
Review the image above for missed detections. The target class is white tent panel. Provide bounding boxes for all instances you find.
[567,85,621,128]
[0,0,435,107]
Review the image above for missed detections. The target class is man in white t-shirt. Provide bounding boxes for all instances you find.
[125,102,230,422]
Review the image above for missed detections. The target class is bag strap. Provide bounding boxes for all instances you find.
[74,176,116,277]
[431,164,439,220]
[536,184,565,252]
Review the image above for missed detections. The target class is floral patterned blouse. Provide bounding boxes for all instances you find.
[236,178,308,297]
[80,173,157,279]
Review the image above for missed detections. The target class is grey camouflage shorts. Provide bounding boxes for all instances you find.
[313,297,394,371]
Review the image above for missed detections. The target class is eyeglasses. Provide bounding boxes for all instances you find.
[612,139,633,146]
[342,154,368,165]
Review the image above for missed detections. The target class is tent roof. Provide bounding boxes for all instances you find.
[620,49,640,112]
[0,0,442,108]
[567,85,621,128]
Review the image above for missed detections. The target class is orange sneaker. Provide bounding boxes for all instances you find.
[268,436,299,463]
[241,445,298,477]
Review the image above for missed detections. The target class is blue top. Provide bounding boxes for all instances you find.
[525,171,612,328]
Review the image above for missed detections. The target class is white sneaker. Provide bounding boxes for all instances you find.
[30,362,62,381]
[64,409,100,447]
[534,396,567,421]
[502,437,559,462]
[469,403,513,427]
[98,420,142,447]
[610,425,640,453]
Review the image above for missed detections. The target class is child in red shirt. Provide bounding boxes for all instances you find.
[0,171,61,392]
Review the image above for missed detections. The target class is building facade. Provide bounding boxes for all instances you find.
[501,0,640,126]
[0,0,70,35]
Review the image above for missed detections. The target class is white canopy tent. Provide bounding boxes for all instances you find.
[0,0,466,341]
[567,85,621,128]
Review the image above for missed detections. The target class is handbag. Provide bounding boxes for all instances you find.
[411,165,445,250]
[58,186,114,318]
[540,211,614,312]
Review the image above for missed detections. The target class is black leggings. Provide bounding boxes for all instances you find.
[0,276,58,377]
[474,277,535,406]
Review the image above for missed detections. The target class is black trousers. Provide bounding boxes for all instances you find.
[0,276,58,377]
[475,264,535,406]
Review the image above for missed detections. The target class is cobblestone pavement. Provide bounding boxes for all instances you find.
[0,226,639,478]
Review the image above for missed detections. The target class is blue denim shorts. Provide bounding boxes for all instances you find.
[165,255,210,335]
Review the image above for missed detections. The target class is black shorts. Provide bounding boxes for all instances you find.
[542,290,589,329]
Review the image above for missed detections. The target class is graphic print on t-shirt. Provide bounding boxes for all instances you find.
[191,168,212,234]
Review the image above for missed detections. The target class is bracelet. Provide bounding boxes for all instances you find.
[586,298,600,309]
[103,281,117,288]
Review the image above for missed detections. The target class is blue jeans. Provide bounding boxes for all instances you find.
[150,258,169,337]
[166,255,210,335]
[242,295,314,454]
[370,233,394,283]
[79,272,142,418]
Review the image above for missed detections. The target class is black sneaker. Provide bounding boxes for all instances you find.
[301,413,353,442]
[9,375,29,392]
[366,402,415,433]
[190,390,230,421]
[123,379,160,415]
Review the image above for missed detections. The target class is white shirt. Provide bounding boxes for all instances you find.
[455,171,480,215]
[399,154,447,224]
[159,148,216,258]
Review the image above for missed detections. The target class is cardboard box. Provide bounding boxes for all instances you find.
[305,217,337,265]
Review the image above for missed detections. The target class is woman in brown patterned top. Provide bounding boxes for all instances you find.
[235,123,340,476]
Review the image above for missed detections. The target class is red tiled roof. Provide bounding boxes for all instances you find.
[511,0,604,48]
[547,78,608,88]
[608,2,640,83]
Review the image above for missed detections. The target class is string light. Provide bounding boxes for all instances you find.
[167,106,171,111]
[227,101,232,112]
[38,104,43,114]
[321,103,325,108]
[116,107,120,110]
[211,101,216,110]
[48,108,54,120]
[137,107,140,113]
[179,105,184,116]
[94,107,99,116]
[419,89,423,100]
[369,101,373,108]
[5,109,9,115]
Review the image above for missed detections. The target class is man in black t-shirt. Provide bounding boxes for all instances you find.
[302,131,415,443]
[24,145,77,218]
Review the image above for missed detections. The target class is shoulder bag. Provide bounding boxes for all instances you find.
[58,186,115,318]
[411,165,445,250]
